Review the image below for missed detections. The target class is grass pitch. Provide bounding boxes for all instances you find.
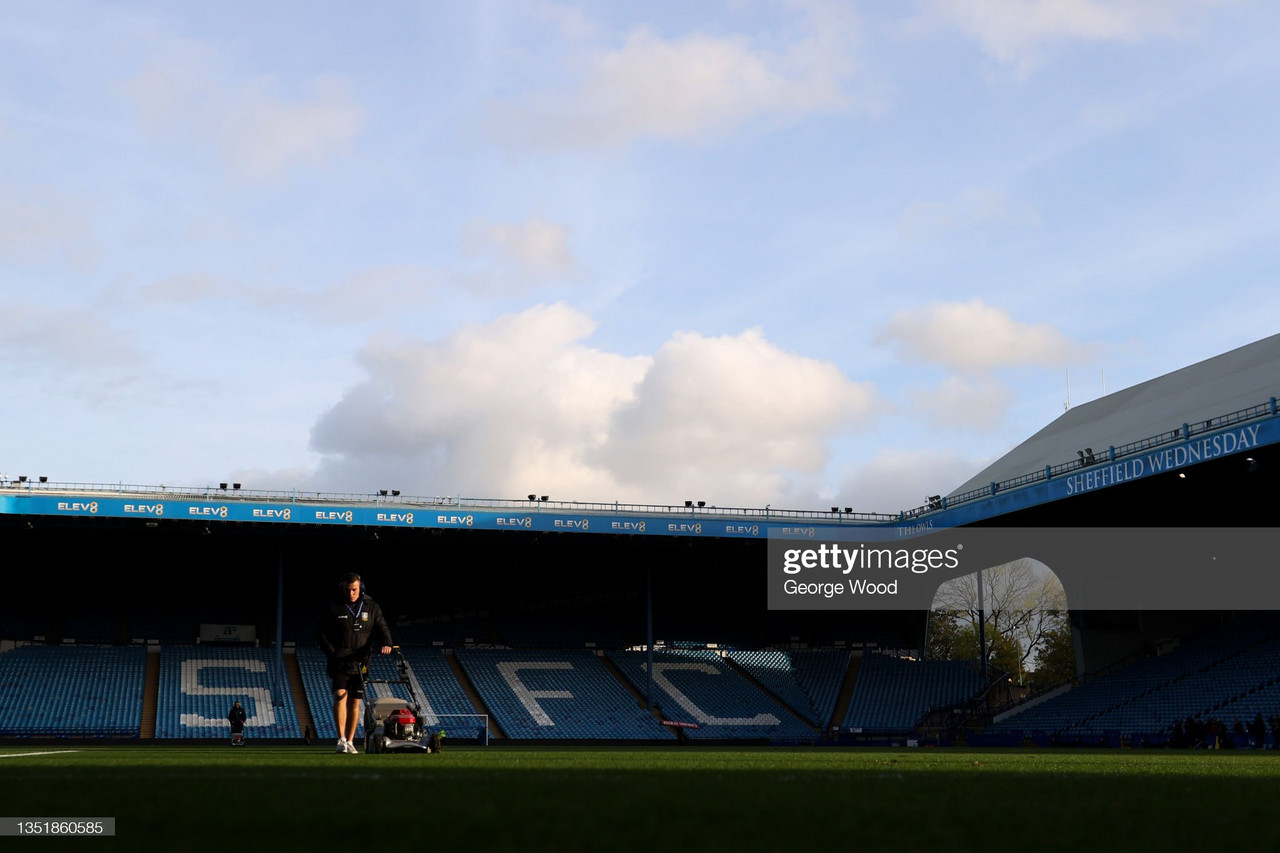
[1,744,1276,852]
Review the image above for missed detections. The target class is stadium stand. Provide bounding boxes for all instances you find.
[790,649,854,728]
[984,613,1280,744]
[58,610,121,645]
[389,647,486,740]
[0,645,147,737]
[295,645,484,741]
[125,617,198,645]
[491,606,636,649]
[154,646,301,739]
[455,648,673,740]
[5,337,1280,746]
[842,652,985,735]
[607,649,818,741]
[384,615,495,647]
[0,609,49,642]
[726,648,849,727]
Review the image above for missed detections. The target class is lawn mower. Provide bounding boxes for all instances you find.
[361,646,435,754]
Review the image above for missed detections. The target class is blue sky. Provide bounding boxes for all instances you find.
[3,0,1278,514]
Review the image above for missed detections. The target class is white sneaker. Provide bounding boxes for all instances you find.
[335,739,348,753]
[344,739,358,754]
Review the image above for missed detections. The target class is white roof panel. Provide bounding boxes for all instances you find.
[949,333,1280,496]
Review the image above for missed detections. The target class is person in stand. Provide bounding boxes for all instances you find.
[227,701,247,746]
[1250,714,1268,750]
[315,571,393,754]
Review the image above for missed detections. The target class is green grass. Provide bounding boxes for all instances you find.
[1,745,1277,852]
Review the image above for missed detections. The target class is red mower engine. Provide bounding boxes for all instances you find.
[385,707,419,741]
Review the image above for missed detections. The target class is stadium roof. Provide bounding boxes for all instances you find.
[950,331,1280,497]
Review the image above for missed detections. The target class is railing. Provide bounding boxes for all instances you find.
[3,396,1276,524]
[896,394,1279,519]
[0,478,898,524]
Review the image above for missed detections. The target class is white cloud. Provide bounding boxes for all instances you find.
[836,447,987,514]
[532,3,598,40]
[875,299,1098,373]
[0,187,94,266]
[310,303,649,499]
[123,41,364,181]
[909,376,1016,431]
[270,265,441,323]
[597,327,883,505]
[0,304,141,370]
[462,217,575,279]
[922,0,1219,73]
[897,187,1039,240]
[308,305,883,506]
[135,272,226,304]
[128,264,439,324]
[225,464,321,494]
[488,4,858,148]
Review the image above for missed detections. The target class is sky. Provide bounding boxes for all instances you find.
[2,0,1279,516]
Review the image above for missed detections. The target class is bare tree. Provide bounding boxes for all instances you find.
[929,559,1068,683]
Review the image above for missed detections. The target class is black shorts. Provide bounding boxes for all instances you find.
[329,668,365,699]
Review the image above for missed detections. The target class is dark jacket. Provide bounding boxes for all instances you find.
[228,704,247,732]
[315,593,393,674]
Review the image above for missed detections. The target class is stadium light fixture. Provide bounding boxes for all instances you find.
[379,489,388,496]
[17,475,26,483]
[540,495,549,502]
[685,500,693,508]
[831,506,839,513]
[528,494,537,501]
[232,483,241,490]
[697,501,706,508]
[39,476,47,483]
[219,483,228,490]
[844,506,853,514]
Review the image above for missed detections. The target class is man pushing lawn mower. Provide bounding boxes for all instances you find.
[315,571,393,754]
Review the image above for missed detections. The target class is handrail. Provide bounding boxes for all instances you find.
[0,479,898,523]
[2,396,1275,523]
[897,394,1279,519]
